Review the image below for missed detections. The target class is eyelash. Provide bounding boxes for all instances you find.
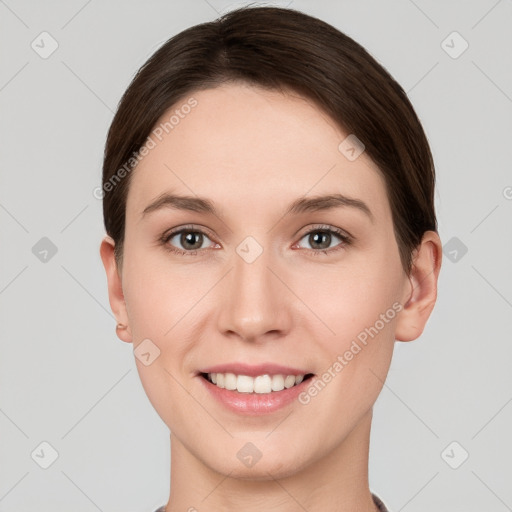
[158,224,353,257]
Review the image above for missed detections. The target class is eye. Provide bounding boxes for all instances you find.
[295,225,352,256]
[160,226,218,256]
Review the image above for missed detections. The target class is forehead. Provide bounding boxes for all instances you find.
[126,82,390,224]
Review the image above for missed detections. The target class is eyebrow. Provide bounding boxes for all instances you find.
[141,191,374,223]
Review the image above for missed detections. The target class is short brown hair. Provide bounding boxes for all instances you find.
[102,5,437,274]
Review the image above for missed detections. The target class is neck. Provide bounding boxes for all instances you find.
[164,408,378,512]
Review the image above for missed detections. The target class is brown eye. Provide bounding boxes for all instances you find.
[307,231,333,250]
[162,228,216,255]
[296,227,351,254]
[177,231,204,250]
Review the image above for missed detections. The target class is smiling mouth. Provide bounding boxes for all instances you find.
[200,372,315,394]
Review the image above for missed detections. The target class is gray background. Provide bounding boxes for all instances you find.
[1,0,511,511]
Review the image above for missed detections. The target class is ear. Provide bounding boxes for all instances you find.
[99,235,132,343]
[395,230,442,342]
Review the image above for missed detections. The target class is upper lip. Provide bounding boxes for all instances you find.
[198,363,312,377]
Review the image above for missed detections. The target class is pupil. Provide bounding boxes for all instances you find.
[311,231,330,249]
[182,232,202,250]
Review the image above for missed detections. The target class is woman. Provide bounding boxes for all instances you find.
[99,6,442,511]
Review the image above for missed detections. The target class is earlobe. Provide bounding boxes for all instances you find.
[395,231,442,342]
[99,235,133,343]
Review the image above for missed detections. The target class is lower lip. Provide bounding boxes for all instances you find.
[199,375,313,415]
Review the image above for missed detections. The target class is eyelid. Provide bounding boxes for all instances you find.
[295,223,353,241]
[162,223,216,241]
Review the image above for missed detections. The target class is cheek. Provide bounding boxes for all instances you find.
[301,255,402,349]
[123,242,191,326]
[122,254,203,423]
[299,264,399,431]
[121,246,216,375]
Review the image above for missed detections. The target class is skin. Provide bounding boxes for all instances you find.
[100,82,442,511]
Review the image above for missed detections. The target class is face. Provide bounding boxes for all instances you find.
[115,82,412,478]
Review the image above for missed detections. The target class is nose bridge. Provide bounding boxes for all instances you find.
[217,237,288,341]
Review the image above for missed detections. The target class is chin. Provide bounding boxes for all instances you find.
[200,439,312,481]
[212,457,306,481]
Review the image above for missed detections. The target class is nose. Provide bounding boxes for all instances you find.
[216,242,292,343]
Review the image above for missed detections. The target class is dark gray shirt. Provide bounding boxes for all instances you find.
[153,493,389,511]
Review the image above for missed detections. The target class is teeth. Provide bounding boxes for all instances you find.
[284,375,296,388]
[271,374,284,391]
[207,373,306,393]
[224,373,237,390]
[238,375,255,393]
